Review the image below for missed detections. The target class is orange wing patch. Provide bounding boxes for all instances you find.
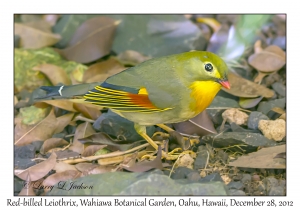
[84,86,171,113]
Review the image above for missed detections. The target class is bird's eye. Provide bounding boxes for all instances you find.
[205,63,213,72]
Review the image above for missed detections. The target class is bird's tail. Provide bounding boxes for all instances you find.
[34,82,100,100]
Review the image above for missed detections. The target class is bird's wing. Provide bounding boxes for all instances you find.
[83,81,172,113]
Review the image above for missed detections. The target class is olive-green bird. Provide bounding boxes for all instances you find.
[38,51,230,159]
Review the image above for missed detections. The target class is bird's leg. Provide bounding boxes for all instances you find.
[156,124,174,133]
[134,124,178,160]
[156,124,197,156]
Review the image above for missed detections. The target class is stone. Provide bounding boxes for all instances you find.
[222,108,248,125]
[258,119,286,141]
[248,111,269,130]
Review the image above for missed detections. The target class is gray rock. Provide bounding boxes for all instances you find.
[227,181,244,190]
[268,186,285,196]
[202,132,277,153]
[241,174,251,184]
[187,172,201,182]
[263,177,279,191]
[272,82,286,96]
[47,171,228,195]
[257,98,286,115]
[170,167,195,179]
[194,146,209,170]
[248,111,269,130]
[206,96,239,125]
[199,173,223,183]
[228,189,246,196]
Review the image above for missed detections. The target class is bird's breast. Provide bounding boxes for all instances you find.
[189,81,222,114]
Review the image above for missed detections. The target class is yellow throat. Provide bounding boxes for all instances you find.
[189,81,222,114]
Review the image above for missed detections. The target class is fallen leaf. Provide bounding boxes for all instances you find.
[53,162,77,173]
[69,122,96,154]
[122,146,163,172]
[40,138,69,154]
[32,64,71,86]
[56,16,120,63]
[15,153,57,181]
[82,145,107,157]
[222,72,275,98]
[14,23,61,49]
[116,50,151,66]
[14,109,58,146]
[75,163,98,172]
[78,132,144,151]
[83,58,126,83]
[73,103,101,120]
[54,113,74,133]
[239,96,263,108]
[229,145,286,169]
[42,170,82,193]
[173,110,217,136]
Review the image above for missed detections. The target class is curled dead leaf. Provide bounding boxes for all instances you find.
[14,109,58,146]
[32,64,71,86]
[15,153,57,181]
[83,57,126,83]
[222,72,275,98]
[42,170,82,193]
[173,110,217,136]
[55,16,120,63]
[69,122,96,154]
[40,138,69,155]
[14,23,61,49]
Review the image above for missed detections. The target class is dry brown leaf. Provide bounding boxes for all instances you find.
[14,109,58,146]
[222,72,275,98]
[121,146,163,172]
[73,103,101,120]
[40,138,69,154]
[14,22,61,49]
[173,110,217,136]
[32,64,71,86]
[229,145,286,169]
[18,175,36,196]
[88,165,115,174]
[23,20,52,33]
[116,50,151,66]
[53,162,77,173]
[249,44,286,73]
[69,122,96,154]
[75,163,98,172]
[82,145,107,157]
[42,170,82,193]
[54,113,74,133]
[56,16,120,63]
[35,100,77,112]
[83,58,126,83]
[15,153,57,181]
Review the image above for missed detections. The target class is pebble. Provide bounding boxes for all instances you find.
[268,186,285,196]
[222,108,248,125]
[228,189,246,196]
[170,167,195,179]
[247,111,269,130]
[186,172,201,182]
[194,146,208,170]
[272,82,286,96]
[258,119,286,141]
[241,174,251,184]
[227,181,244,190]
[252,174,261,181]
[257,98,286,115]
